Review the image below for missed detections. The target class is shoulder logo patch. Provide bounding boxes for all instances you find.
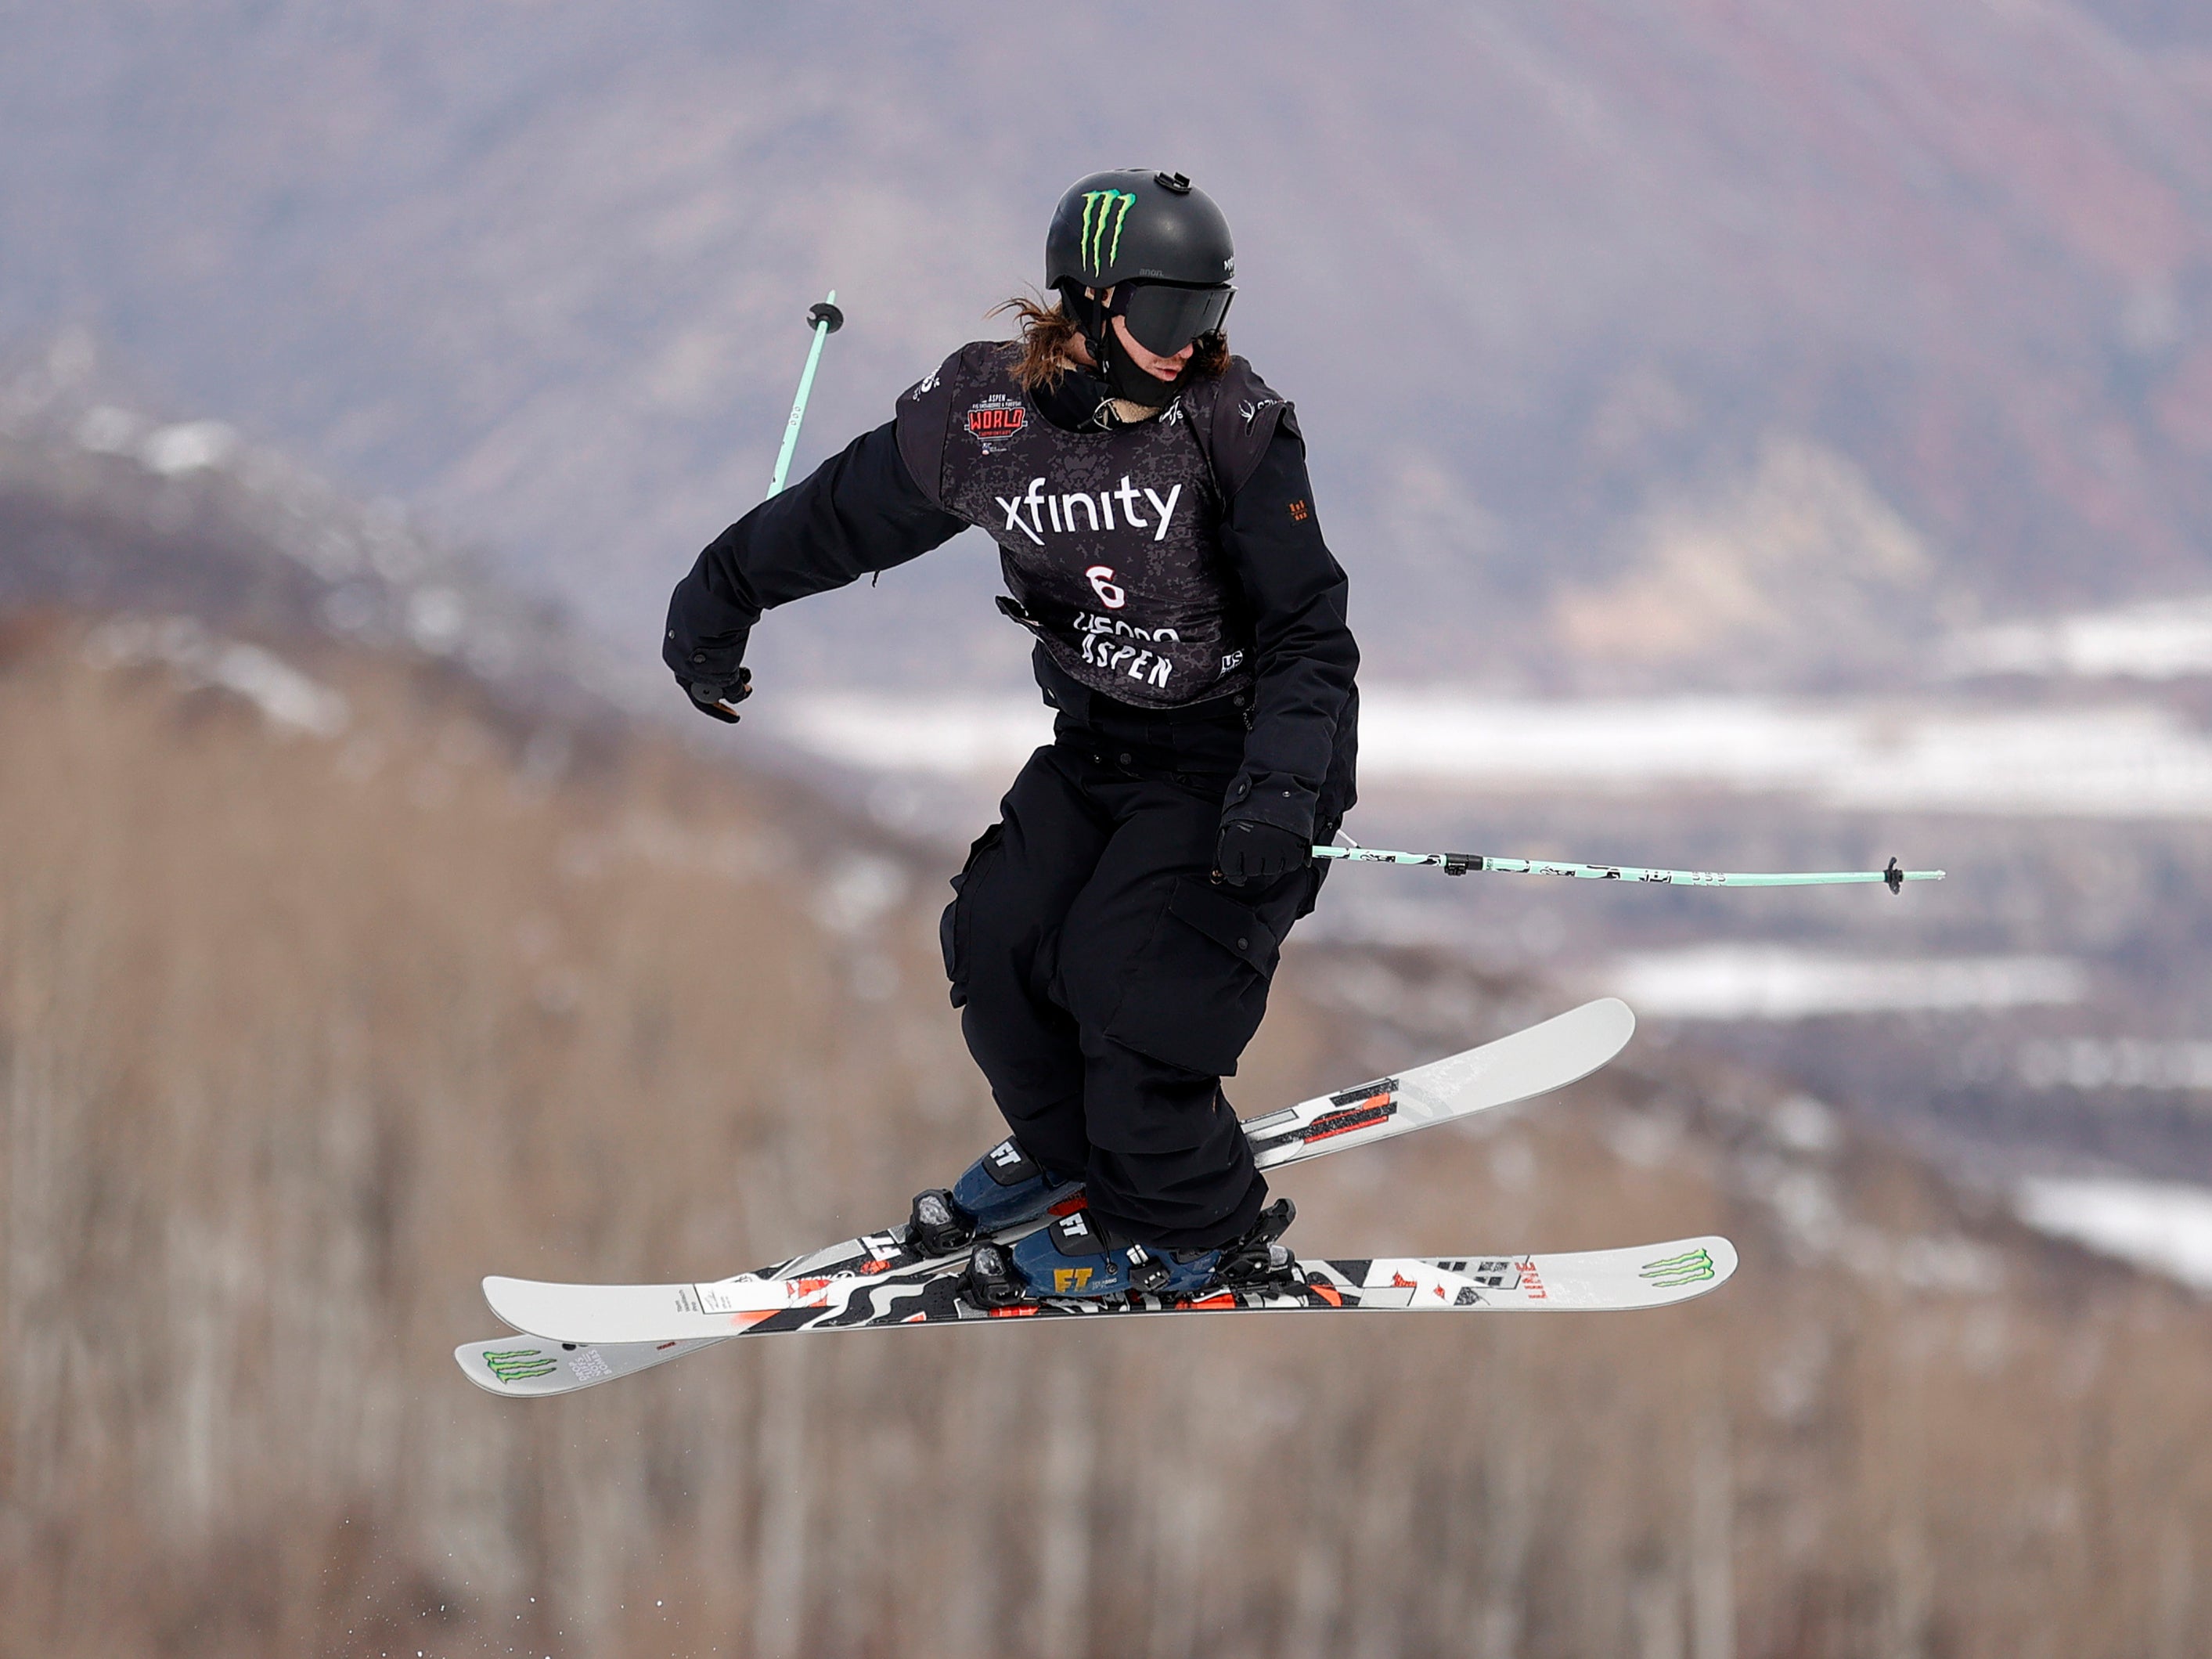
[965,394,1026,450]
[1288,499,1310,522]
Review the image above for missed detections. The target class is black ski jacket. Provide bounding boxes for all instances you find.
[666,351,1359,839]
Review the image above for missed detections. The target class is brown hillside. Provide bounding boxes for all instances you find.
[2,615,2208,1657]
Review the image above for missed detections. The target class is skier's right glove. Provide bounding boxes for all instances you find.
[682,666,752,723]
[1214,819,1311,888]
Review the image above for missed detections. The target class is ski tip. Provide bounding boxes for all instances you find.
[481,1271,792,1346]
[481,1274,524,1329]
[1547,995,1637,1063]
[1580,995,1636,1040]
[482,1274,568,1337]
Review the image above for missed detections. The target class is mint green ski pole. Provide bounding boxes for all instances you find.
[691,291,846,723]
[769,290,845,498]
[1312,845,1944,894]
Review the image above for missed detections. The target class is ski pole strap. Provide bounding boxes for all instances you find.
[1310,845,1945,894]
[768,289,843,499]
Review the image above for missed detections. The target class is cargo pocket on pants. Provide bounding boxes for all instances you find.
[940,821,1004,1009]
[1104,876,1281,1078]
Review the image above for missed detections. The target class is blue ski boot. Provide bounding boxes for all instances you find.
[907,1137,1076,1257]
[963,1198,1298,1306]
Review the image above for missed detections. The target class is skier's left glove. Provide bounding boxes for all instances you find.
[1214,819,1311,888]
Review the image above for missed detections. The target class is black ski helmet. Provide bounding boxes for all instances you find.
[1045,168,1236,358]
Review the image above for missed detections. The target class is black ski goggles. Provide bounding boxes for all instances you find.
[1112,280,1236,356]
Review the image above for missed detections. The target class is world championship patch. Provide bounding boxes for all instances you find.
[964,394,1025,450]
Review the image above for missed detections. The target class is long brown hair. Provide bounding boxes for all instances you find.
[994,290,1229,394]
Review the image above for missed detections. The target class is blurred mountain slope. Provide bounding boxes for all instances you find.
[0,338,644,714]
[5,611,2212,1655]
[5,391,2212,1655]
[9,3,2212,690]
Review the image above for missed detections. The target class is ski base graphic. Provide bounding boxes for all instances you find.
[457,1237,1735,1397]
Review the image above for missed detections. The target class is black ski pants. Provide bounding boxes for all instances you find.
[941,705,1320,1253]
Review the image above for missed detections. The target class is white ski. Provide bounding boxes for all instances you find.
[460,998,1638,1392]
[456,1237,1735,1395]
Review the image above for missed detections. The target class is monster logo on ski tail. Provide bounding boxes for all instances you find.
[479,1345,558,1384]
[1640,1246,1719,1287]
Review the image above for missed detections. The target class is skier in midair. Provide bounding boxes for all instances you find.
[665,169,1358,1302]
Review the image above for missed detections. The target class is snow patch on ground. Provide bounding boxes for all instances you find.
[1356,694,2212,818]
[812,854,911,936]
[75,405,243,476]
[776,694,1053,775]
[1595,945,2088,1019]
[768,689,2212,820]
[139,419,240,477]
[1941,595,2212,681]
[2015,1178,2212,1294]
[2016,1038,2212,1093]
[83,615,348,737]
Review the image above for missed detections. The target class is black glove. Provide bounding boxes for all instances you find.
[666,620,752,723]
[1214,819,1310,888]
[680,665,752,724]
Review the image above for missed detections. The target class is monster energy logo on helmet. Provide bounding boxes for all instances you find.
[1080,189,1137,276]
